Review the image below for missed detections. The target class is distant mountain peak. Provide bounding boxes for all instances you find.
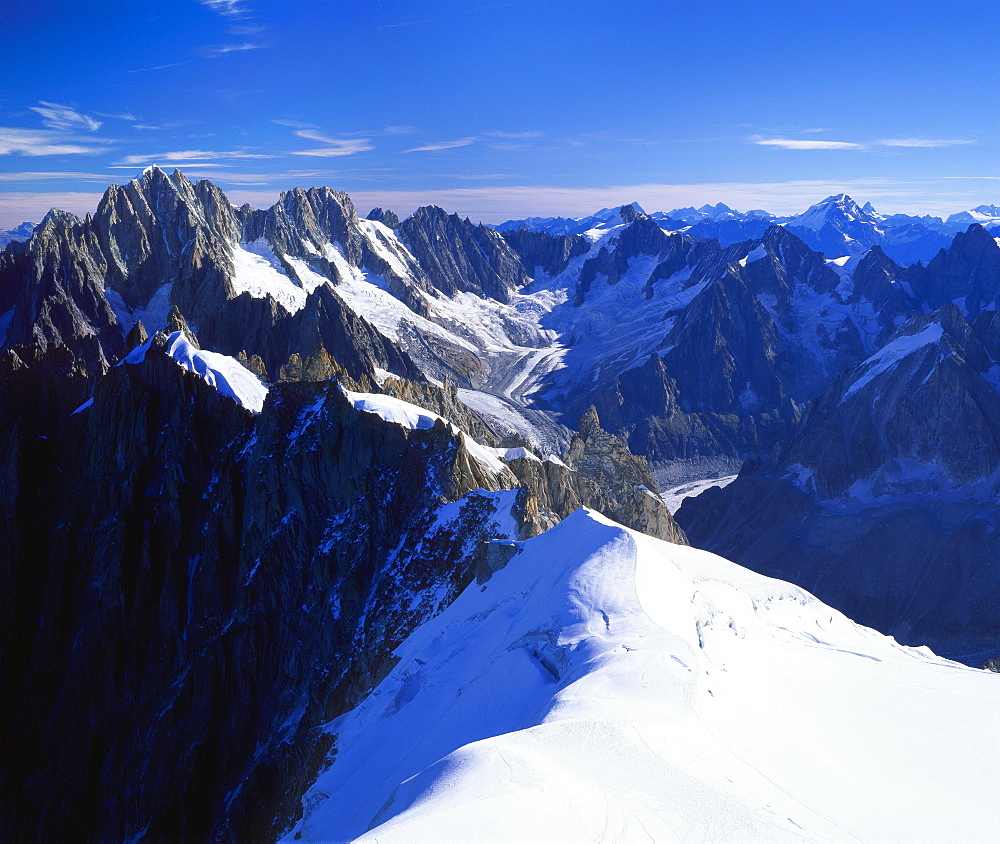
[786,193,878,231]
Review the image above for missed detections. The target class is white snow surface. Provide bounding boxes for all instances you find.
[785,193,880,233]
[287,509,999,843]
[842,321,945,401]
[124,331,268,412]
[105,283,174,334]
[737,243,768,266]
[661,474,738,514]
[231,240,320,314]
[340,387,509,475]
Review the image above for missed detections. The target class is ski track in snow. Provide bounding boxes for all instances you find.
[285,509,1000,843]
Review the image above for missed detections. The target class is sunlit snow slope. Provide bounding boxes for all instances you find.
[287,509,999,843]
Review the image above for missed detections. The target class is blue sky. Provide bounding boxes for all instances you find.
[2,0,998,226]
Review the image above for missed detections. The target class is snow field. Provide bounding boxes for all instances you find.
[340,387,510,475]
[124,331,268,413]
[287,509,1000,843]
[843,321,945,400]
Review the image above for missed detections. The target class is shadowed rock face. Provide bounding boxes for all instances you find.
[501,227,590,278]
[678,303,1000,664]
[560,407,687,545]
[0,347,521,841]
[0,210,124,372]
[0,322,686,841]
[396,205,530,301]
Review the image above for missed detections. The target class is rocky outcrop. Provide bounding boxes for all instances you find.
[396,205,529,301]
[910,224,1000,317]
[367,207,400,229]
[556,407,686,544]
[501,228,589,277]
[0,209,123,372]
[781,305,1000,499]
[0,332,688,842]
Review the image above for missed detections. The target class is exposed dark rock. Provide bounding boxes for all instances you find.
[781,305,1000,499]
[910,224,1000,317]
[396,205,529,301]
[367,207,400,229]
[678,302,1000,664]
[501,227,590,277]
[237,349,269,380]
[559,407,687,544]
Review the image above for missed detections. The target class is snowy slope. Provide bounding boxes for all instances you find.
[286,509,999,843]
[125,331,269,412]
[341,386,512,475]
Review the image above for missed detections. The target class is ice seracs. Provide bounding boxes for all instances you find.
[286,509,1000,843]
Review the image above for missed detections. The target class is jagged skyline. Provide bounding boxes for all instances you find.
[2,0,998,224]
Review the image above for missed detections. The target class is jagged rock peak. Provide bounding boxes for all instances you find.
[268,186,363,265]
[36,207,84,235]
[619,203,642,224]
[579,405,601,438]
[165,305,199,349]
[396,205,529,301]
[367,207,399,229]
[125,320,148,352]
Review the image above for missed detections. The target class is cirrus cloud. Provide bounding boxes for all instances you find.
[877,138,976,148]
[403,137,476,153]
[754,137,866,150]
[290,130,374,157]
[30,102,102,132]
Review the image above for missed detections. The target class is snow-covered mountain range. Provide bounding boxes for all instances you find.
[498,192,995,265]
[2,169,999,840]
[0,221,36,247]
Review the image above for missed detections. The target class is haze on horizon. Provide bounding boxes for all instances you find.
[2,0,997,227]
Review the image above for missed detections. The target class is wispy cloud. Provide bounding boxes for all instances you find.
[878,138,976,148]
[291,142,375,157]
[125,61,188,74]
[482,130,544,140]
[30,102,102,132]
[379,19,432,29]
[199,0,250,17]
[203,42,263,58]
[290,129,374,157]
[0,128,107,156]
[403,137,476,153]
[754,137,865,150]
[755,135,978,151]
[117,149,275,165]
